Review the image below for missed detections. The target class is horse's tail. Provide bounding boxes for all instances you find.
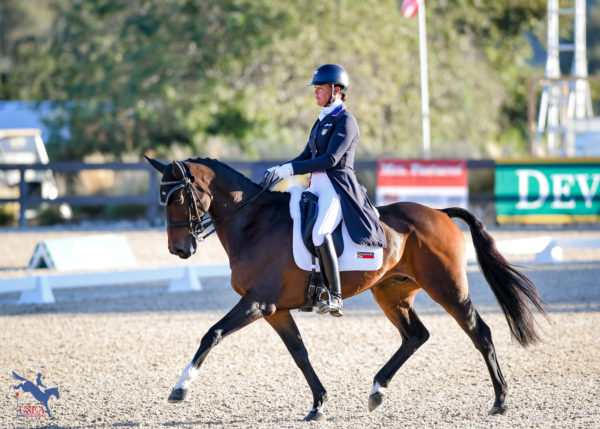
[441,207,546,347]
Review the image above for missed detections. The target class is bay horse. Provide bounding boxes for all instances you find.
[145,156,545,420]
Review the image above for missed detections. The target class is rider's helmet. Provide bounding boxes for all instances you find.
[306,64,349,90]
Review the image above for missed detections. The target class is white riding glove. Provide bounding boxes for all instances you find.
[271,163,294,181]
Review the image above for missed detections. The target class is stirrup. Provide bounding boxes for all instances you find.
[316,288,331,314]
[316,289,343,317]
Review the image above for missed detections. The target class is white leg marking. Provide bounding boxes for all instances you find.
[174,362,198,390]
[371,381,387,396]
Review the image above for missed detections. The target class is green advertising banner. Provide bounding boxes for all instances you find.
[495,159,600,223]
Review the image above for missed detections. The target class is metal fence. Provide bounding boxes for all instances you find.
[0,159,495,228]
[0,162,159,227]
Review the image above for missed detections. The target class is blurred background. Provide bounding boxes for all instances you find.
[0,0,598,226]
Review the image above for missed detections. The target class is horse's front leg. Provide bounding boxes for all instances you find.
[264,310,328,421]
[168,295,271,402]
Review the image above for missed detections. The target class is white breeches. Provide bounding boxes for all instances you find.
[306,173,342,246]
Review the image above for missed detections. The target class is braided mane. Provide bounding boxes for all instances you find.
[186,157,289,200]
[188,158,261,190]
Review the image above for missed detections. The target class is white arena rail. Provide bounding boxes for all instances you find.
[2,236,598,306]
[0,264,231,305]
[466,236,600,264]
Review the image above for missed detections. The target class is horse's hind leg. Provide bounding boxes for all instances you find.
[425,279,508,414]
[168,295,269,402]
[265,310,328,421]
[445,298,508,415]
[368,279,430,412]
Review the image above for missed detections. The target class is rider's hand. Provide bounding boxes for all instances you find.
[263,165,279,182]
[271,163,294,181]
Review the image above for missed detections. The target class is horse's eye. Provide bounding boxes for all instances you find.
[174,190,185,205]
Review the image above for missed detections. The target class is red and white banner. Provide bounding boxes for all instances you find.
[376,159,468,209]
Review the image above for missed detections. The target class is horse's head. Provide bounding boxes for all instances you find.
[146,156,213,259]
[46,387,60,400]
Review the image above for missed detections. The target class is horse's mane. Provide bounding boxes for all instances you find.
[187,157,289,201]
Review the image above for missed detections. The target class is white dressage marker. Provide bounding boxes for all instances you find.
[28,234,137,270]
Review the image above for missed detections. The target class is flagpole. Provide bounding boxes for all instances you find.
[417,0,431,158]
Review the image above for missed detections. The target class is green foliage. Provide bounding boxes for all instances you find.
[589,2,600,77]
[6,0,594,160]
[0,204,16,226]
[0,0,57,99]
[35,205,64,226]
[100,204,147,220]
[70,204,146,221]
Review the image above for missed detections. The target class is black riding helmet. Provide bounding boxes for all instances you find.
[306,63,349,105]
[306,63,349,89]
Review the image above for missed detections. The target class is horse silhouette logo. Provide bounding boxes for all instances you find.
[12,371,59,418]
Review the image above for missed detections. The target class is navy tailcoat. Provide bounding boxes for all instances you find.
[290,105,386,248]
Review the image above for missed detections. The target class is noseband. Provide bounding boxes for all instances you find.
[160,161,215,241]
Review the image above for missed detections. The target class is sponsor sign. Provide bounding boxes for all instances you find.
[376,159,468,209]
[495,159,600,223]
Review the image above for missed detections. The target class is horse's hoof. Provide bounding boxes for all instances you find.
[303,409,326,421]
[368,392,387,412]
[489,405,509,415]
[167,388,188,403]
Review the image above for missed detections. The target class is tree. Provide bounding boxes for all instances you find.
[4,0,550,160]
[0,0,57,99]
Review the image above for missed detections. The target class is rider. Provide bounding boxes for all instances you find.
[266,63,386,317]
[36,373,46,389]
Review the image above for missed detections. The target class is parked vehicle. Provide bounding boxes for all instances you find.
[0,128,59,199]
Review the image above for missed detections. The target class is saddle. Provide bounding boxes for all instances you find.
[288,186,385,312]
[298,191,344,312]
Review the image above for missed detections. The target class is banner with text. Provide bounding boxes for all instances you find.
[495,159,600,223]
[376,159,468,208]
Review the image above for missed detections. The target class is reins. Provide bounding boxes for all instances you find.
[161,161,276,242]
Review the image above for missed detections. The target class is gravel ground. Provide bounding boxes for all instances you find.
[0,226,599,428]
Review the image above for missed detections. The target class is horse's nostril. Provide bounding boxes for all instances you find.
[170,246,191,259]
[170,247,184,256]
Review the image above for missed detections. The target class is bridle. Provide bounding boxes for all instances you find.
[160,161,277,242]
[160,161,215,241]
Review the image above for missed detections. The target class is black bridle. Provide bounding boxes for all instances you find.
[160,161,215,241]
[160,161,279,242]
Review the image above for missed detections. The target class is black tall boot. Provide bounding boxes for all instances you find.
[316,233,343,317]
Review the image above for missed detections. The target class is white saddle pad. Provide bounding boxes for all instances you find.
[288,186,383,272]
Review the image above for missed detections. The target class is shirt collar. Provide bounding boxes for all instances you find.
[319,100,344,121]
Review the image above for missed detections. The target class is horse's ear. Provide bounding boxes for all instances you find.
[172,160,185,179]
[144,155,167,174]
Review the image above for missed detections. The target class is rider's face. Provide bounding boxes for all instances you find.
[314,85,338,107]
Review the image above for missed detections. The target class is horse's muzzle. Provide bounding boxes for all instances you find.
[170,236,197,259]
